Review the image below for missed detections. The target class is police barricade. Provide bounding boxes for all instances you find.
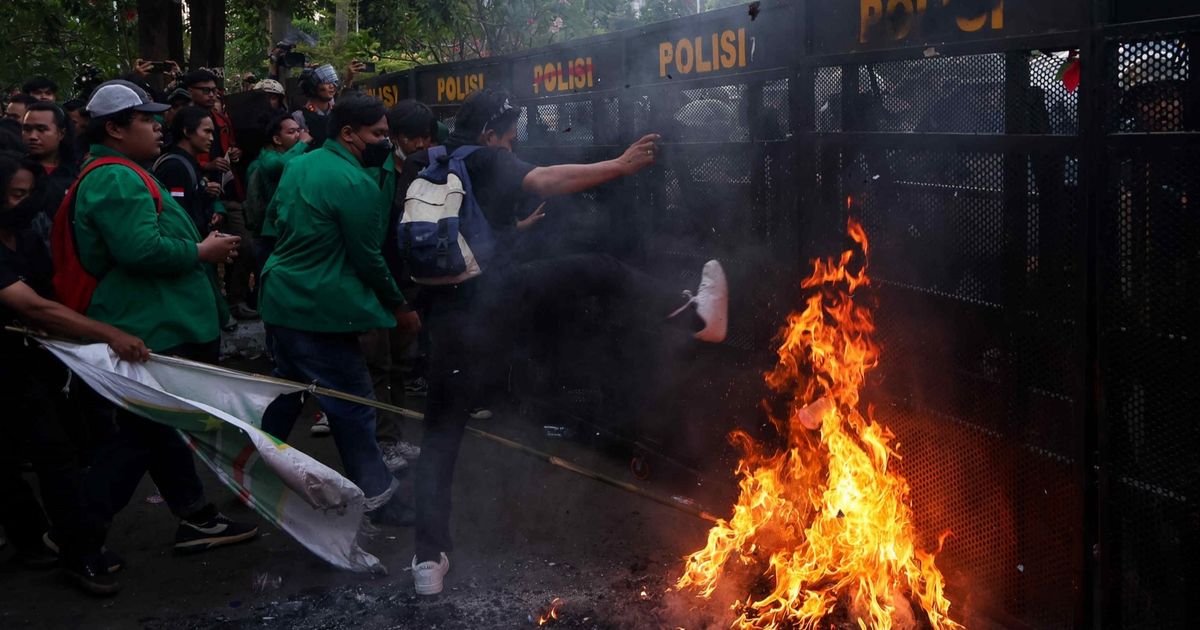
[359,2,1199,627]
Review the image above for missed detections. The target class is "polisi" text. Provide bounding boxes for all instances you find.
[860,0,1004,43]
[436,73,484,102]
[533,58,594,94]
[658,28,747,79]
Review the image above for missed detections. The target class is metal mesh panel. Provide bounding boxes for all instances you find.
[819,135,1086,626]
[1107,37,1193,132]
[517,98,621,146]
[1101,143,1198,629]
[629,78,799,352]
[815,52,1078,134]
[847,149,1007,307]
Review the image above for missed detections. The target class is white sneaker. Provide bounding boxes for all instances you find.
[380,443,408,472]
[671,260,728,343]
[469,408,493,420]
[412,553,450,595]
[310,412,331,437]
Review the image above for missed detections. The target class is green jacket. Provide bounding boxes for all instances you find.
[259,140,406,333]
[74,145,221,351]
[251,141,308,238]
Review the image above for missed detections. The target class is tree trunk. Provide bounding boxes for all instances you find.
[269,2,293,45]
[137,0,170,91]
[188,0,227,79]
[334,0,350,46]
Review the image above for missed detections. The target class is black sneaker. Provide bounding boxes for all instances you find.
[174,510,258,553]
[366,494,415,527]
[44,532,124,574]
[62,555,121,596]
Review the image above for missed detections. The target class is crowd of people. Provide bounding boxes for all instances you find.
[0,58,728,599]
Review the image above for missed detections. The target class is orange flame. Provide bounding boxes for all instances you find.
[536,597,564,626]
[678,219,961,629]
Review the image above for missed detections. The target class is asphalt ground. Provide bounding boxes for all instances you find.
[0,364,749,630]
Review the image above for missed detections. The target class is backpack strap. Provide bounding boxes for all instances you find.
[74,156,164,213]
[152,152,198,195]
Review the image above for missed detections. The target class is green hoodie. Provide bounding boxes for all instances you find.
[259,140,406,333]
[73,144,221,351]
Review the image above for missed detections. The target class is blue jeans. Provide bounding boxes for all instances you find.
[261,325,394,499]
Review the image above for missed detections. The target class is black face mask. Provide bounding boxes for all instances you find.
[359,136,392,168]
[0,192,46,231]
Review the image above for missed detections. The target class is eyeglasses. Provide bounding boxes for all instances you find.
[194,86,216,95]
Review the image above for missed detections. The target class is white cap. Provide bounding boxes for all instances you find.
[86,80,170,117]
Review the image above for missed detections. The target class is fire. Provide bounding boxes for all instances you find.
[678,220,962,629]
[535,597,564,626]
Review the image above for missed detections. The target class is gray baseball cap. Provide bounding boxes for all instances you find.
[86,80,171,117]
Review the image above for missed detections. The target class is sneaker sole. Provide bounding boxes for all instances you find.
[414,581,444,596]
[174,527,259,553]
[62,570,122,596]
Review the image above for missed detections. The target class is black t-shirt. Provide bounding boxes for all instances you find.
[446,145,536,230]
[393,146,536,275]
[1,229,54,359]
[154,146,213,236]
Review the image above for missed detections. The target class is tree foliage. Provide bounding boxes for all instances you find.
[0,0,752,98]
[0,0,140,97]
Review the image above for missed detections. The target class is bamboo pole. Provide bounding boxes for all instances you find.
[4,325,719,524]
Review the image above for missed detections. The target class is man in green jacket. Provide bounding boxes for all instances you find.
[259,94,420,524]
[64,80,257,595]
[244,113,309,309]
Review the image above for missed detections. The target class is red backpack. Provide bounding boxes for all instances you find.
[51,156,163,313]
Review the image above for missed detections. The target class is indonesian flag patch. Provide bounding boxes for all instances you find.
[169,187,185,198]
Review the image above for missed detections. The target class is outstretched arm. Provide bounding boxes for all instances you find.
[521,133,660,198]
[0,281,150,361]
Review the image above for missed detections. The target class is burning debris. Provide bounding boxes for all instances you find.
[533,597,564,626]
[677,220,962,629]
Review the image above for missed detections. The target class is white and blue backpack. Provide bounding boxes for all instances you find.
[398,145,496,285]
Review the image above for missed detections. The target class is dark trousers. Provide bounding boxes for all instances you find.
[73,340,219,558]
[0,349,85,553]
[250,236,275,311]
[261,326,395,499]
[415,253,684,558]
[222,202,255,306]
[359,326,418,445]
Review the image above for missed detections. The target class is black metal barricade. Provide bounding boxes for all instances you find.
[364,2,1198,627]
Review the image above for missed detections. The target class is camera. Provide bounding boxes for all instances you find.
[271,42,308,69]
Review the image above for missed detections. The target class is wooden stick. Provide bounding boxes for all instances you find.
[4,325,720,524]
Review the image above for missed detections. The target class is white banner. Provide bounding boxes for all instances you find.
[41,340,384,573]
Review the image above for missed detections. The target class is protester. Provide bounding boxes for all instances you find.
[0,151,149,576]
[259,94,419,525]
[291,65,338,150]
[21,76,58,102]
[405,89,727,596]
[163,87,193,130]
[182,69,241,174]
[61,79,255,594]
[21,101,80,246]
[252,78,288,114]
[5,94,37,122]
[244,113,309,290]
[358,99,438,471]
[154,105,225,237]
[62,99,89,152]
[0,119,23,152]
